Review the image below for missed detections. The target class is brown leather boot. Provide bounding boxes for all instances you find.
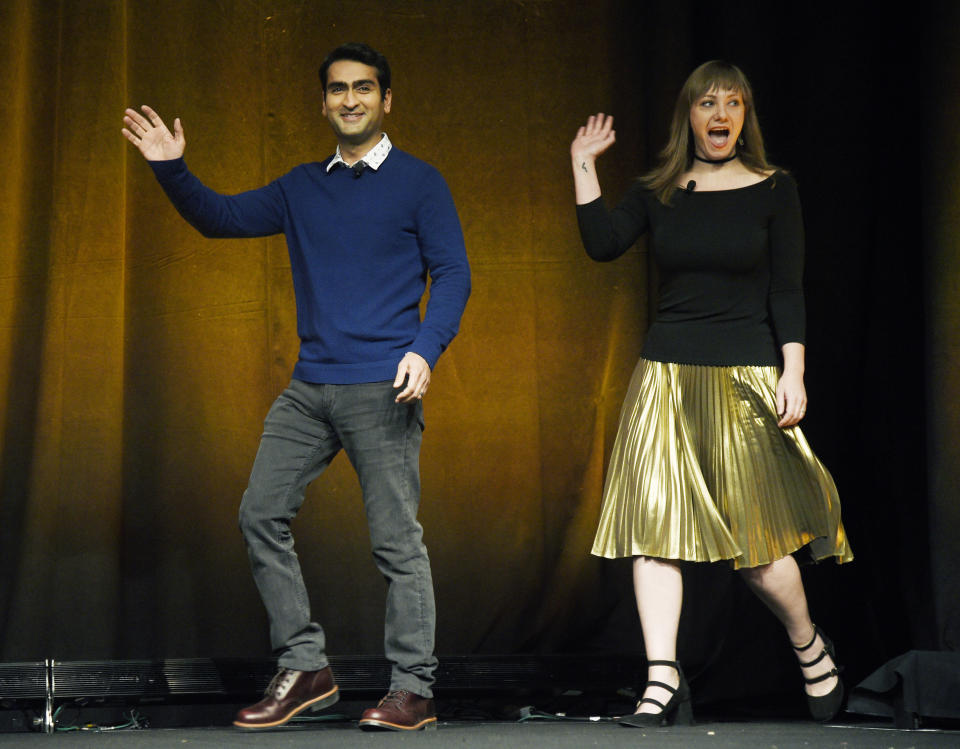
[233,667,339,729]
[359,689,437,731]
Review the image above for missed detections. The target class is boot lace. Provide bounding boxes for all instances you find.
[378,689,410,708]
[265,668,297,698]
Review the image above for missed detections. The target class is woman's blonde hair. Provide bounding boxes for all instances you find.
[640,60,776,204]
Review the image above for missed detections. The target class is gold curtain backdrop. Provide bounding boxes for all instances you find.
[0,0,647,660]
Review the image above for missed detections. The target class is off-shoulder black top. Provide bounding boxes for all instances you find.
[576,172,805,366]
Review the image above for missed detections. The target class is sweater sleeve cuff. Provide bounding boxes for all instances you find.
[408,340,441,370]
[148,157,188,180]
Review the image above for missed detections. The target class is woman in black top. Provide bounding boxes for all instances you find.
[570,61,851,727]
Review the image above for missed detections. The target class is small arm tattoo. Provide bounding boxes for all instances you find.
[580,161,588,173]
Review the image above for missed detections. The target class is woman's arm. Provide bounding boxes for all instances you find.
[777,341,807,427]
[571,113,649,261]
[768,175,808,427]
[570,112,615,204]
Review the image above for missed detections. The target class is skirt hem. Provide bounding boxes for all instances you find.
[591,535,854,570]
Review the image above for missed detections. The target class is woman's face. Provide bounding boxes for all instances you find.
[689,87,745,160]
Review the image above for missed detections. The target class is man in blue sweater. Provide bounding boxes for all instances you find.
[122,42,470,732]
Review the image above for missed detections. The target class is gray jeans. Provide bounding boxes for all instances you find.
[238,379,437,697]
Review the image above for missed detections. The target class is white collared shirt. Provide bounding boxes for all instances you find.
[326,133,393,173]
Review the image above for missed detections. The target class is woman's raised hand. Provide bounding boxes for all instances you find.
[571,112,616,166]
[571,113,614,204]
[121,105,185,161]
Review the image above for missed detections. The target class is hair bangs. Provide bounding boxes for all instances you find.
[685,61,753,107]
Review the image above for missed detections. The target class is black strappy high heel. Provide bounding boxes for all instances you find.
[618,660,694,728]
[793,625,845,722]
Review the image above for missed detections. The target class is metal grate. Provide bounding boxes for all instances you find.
[0,661,46,700]
[53,659,226,698]
[0,654,641,733]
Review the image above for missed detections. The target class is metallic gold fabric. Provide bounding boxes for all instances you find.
[592,358,853,569]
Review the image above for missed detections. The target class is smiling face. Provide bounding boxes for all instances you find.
[321,59,392,153]
[689,86,745,160]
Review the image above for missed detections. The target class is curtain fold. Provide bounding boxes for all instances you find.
[1,1,952,697]
[0,0,640,661]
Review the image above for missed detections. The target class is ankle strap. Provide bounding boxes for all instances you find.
[792,626,818,651]
[646,659,680,669]
[637,696,666,710]
[803,666,839,685]
[798,647,828,669]
[644,679,678,694]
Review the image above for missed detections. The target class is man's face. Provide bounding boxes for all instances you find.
[321,60,391,150]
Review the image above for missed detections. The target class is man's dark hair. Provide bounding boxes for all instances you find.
[319,42,391,98]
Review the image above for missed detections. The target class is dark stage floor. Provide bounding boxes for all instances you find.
[0,720,957,748]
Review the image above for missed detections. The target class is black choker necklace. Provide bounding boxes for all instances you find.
[694,152,738,165]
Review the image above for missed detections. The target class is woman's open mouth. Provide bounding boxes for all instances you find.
[707,127,730,148]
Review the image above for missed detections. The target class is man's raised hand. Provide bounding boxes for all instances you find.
[121,105,185,161]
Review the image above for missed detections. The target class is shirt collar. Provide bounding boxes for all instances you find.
[326,133,392,173]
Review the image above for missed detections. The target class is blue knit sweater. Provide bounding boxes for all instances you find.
[150,149,470,384]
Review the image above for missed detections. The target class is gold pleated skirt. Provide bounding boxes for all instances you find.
[592,358,853,569]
